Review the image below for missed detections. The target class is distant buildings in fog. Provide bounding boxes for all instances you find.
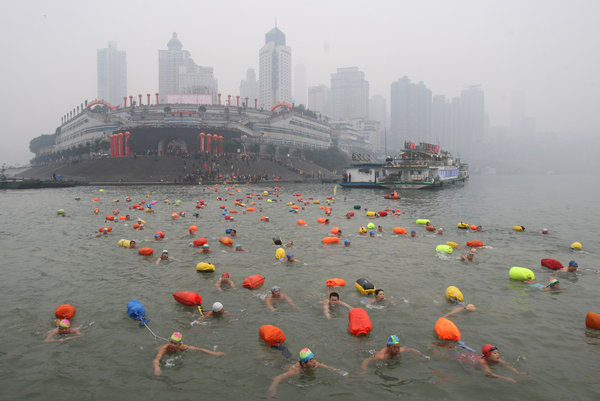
[240,68,258,105]
[294,64,307,106]
[158,33,218,104]
[97,42,127,106]
[331,67,369,120]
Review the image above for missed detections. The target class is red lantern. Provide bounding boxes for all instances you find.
[206,134,212,154]
[117,132,124,157]
[219,135,223,154]
[200,132,205,152]
[125,131,131,157]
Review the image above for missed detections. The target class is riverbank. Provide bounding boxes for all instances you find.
[11,154,340,185]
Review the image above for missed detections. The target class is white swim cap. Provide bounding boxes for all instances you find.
[212,302,223,312]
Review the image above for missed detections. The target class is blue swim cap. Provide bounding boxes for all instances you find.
[193,212,199,216]
[236,244,242,248]
[411,230,416,234]
[286,254,294,259]
[225,228,233,234]
[569,260,578,267]
[387,335,400,346]
[369,231,374,235]
[221,211,227,216]
[344,239,350,244]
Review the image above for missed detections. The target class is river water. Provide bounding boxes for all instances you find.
[1,174,598,400]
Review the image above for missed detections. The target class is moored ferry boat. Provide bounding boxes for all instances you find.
[340,141,469,190]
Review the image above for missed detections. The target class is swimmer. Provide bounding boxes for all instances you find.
[525,277,560,291]
[194,302,230,323]
[235,244,247,252]
[284,240,293,248]
[268,348,343,398]
[129,240,137,249]
[102,227,109,235]
[344,239,351,247]
[179,211,185,217]
[265,286,298,311]
[284,254,300,263]
[476,225,482,231]
[477,344,526,383]
[558,260,578,273]
[216,272,236,291]
[153,233,163,241]
[193,212,200,218]
[541,228,549,235]
[153,332,225,376]
[156,250,180,265]
[195,244,212,254]
[361,335,426,371]
[323,292,352,319]
[436,228,443,235]
[461,253,475,262]
[346,213,352,219]
[410,230,416,238]
[377,225,383,232]
[368,289,388,305]
[324,219,330,224]
[369,231,375,237]
[443,304,477,318]
[125,215,131,221]
[44,319,83,343]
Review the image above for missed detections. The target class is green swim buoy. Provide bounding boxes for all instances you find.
[353,205,361,210]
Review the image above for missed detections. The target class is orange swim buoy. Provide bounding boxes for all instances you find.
[586,312,600,330]
[297,219,307,226]
[55,304,76,319]
[193,237,207,247]
[219,205,226,209]
[466,240,484,247]
[133,223,140,229]
[470,225,478,230]
[393,227,406,235]
[172,291,202,306]
[105,216,115,221]
[259,325,286,346]
[434,317,461,341]
[99,226,112,232]
[188,225,198,232]
[93,208,100,214]
[230,210,238,214]
[119,216,127,220]
[321,236,339,244]
[426,225,436,231]
[348,308,372,336]
[317,218,327,223]
[246,207,255,212]
[326,278,346,287]
[138,247,154,256]
[219,237,233,246]
[331,227,340,235]
[291,205,299,210]
[242,274,265,289]
[92,198,99,202]
[156,231,165,238]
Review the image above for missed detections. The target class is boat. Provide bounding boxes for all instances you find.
[340,142,469,190]
[0,174,79,189]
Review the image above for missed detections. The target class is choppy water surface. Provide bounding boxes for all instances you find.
[1,174,598,400]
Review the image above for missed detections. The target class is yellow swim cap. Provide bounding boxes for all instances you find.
[445,286,464,303]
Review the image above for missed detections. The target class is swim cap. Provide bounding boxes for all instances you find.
[299,348,315,363]
[286,254,294,259]
[547,278,559,287]
[221,272,230,278]
[344,239,350,245]
[203,244,209,248]
[225,228,233,234]
[569,260,578,267]
[161,250,168,254]
[387,335,400,346]
[236,244,242,249]
[154,234,160,238]
[411,230,416,234]
[170,332,183,343]
[212,302,224,312]
[59,319,70,328]
[542,228,548,231]
[103,228,108,232]
[271,286,281,293]
[481,344,497,358]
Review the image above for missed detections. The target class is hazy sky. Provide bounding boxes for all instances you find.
[1,0,598,164]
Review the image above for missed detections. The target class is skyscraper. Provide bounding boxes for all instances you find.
[97,42,127,106]
[459,85,485,155]
[240,68,258,106]
[330,67,369,120]
[369,95,387,152]
[390,76,432,149]
[308,85,331,117]
[294,64,307,106]
[158,33,218,103]
[259,26,292,109]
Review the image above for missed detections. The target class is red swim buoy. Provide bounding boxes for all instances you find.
[393,227,406,235]
[193,238,207,247]
[326,278,346,287]
[466,240,484,247]
[348,308,372,336]
[138,247,154,256]
[172,291,202,306]
[541,259,563,270]
[586,312,600,330]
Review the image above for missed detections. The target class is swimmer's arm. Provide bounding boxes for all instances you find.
[188,346,225,356]
[339,301,353,310]
[500,360,526,375]
[315,361,339,371]
[155,258,161,265]
[401,347,426,357]
[153,345,168,375]
[216,280,222,291]
[367,298,376,305]
[479,359,515,383]
[323,300,331,319]
[43,329,59,342]
[170,257,181,262]
[268,367,299,398]
[361,356,375,371]
[442,306,464,318]
[265,296,276,312]
[229,280,236,288]
[284,296,299,310]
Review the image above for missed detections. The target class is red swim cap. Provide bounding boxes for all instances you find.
[481,344,496,357]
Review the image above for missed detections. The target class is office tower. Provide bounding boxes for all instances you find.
[259,26,292,109]
[294,64,307,106]
[97,42,127,106]
[330,67,369,120]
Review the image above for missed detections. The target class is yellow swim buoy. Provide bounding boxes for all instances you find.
[457,222,469,229]
[446,286,463,303]
[570,241,582,250]
[446,241,459,249]
[513,225,525,232]
[196,262,215,272]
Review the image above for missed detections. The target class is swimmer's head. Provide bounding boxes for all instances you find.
[235,244,242,249]
[221,272,230,279]
[369,231,375,237]
[329,292,339,301]
[569,260,578,269]
[286,254,294,261]
[103,228,108,232]
[344,239,351,246]
[161,250,168,255]
[299,348,315,363]
[271,286,281,294]
[203,244,210,249]
[154,233,160,239]
[170,332,183,343]
[374,289,385,300]
[481,344,498,361]
[212,302,224,313]
[547,278,560,288]
[542,228,548,234]
[410,230,416,237]
[387,335,400,346]
[225,228,232,234]
[59,319,70,328]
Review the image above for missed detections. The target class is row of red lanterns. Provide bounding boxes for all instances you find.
[199,132,223,154]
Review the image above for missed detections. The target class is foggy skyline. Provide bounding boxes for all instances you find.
[1,0,599,164]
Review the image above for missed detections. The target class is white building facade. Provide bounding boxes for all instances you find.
[259,26,292,110]
[330,67,369,120]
